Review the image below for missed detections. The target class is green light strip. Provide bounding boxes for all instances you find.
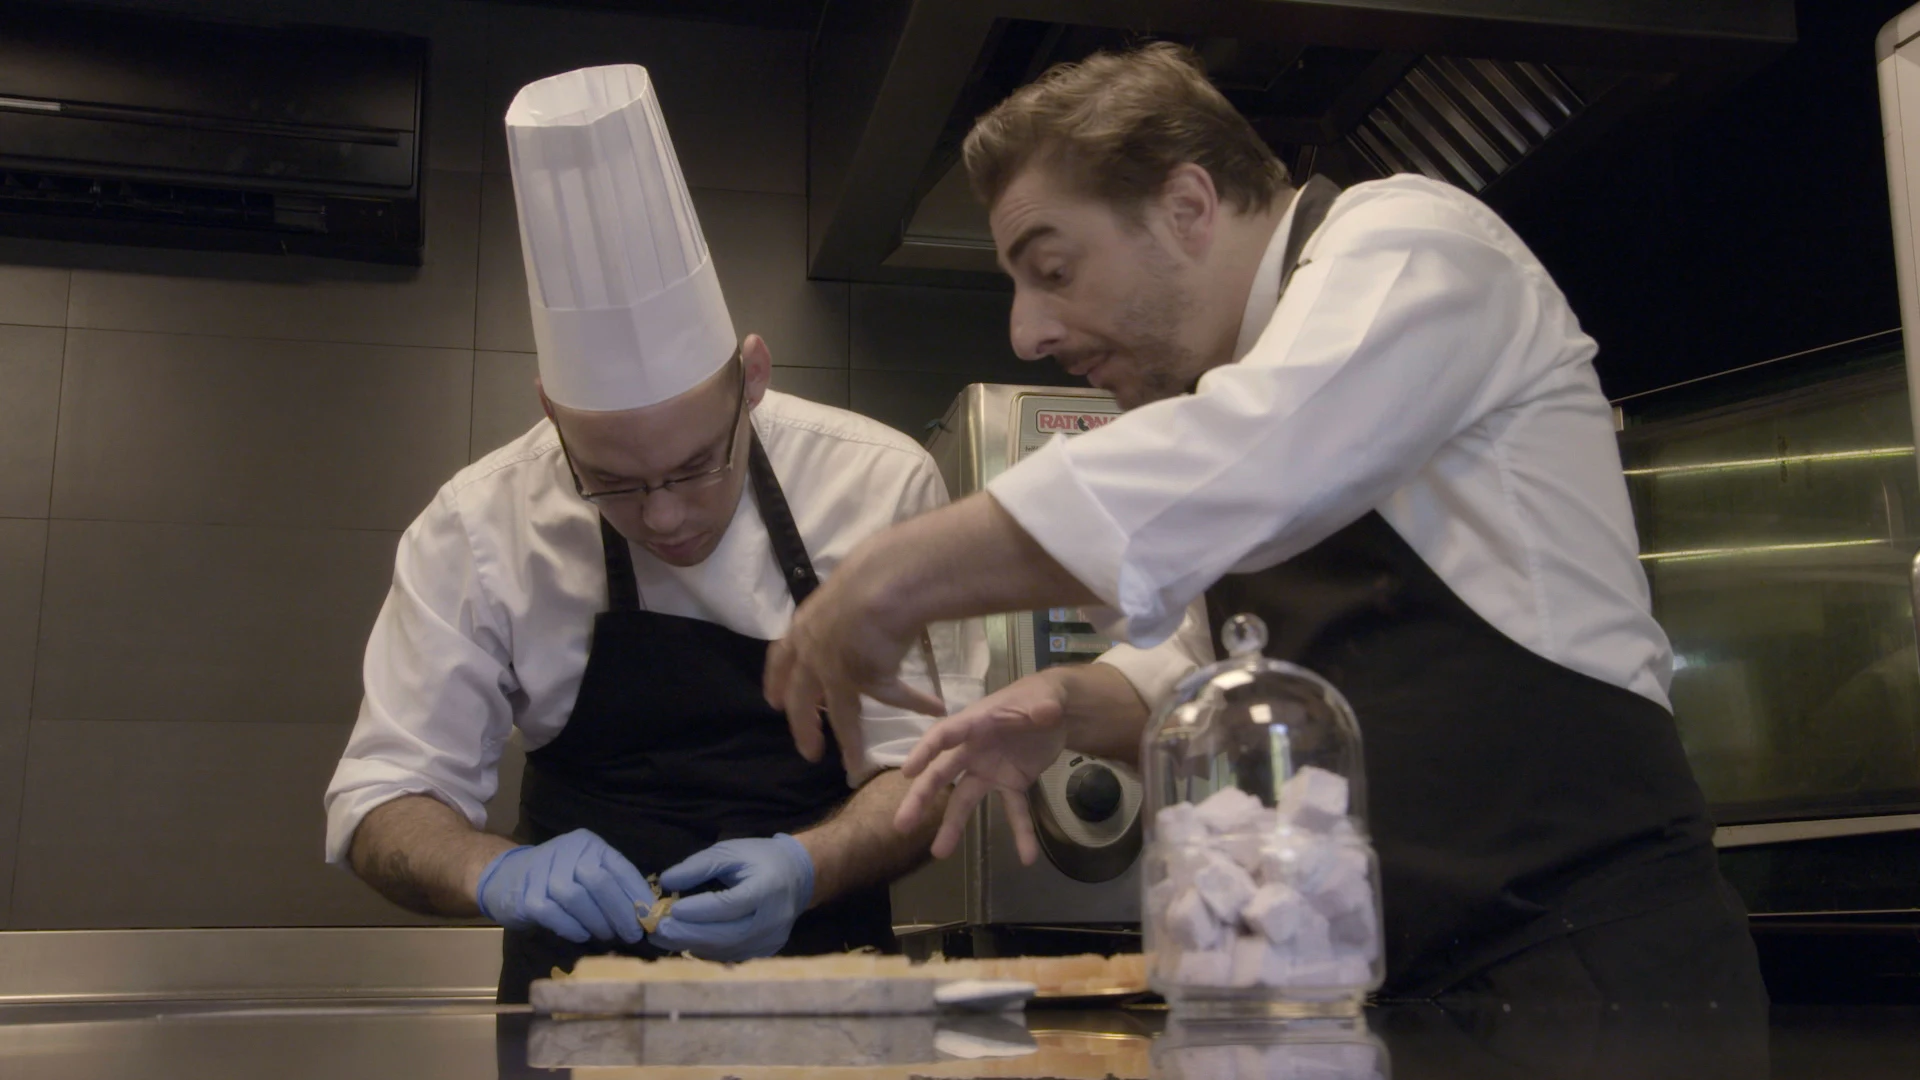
[1639,538,1888,563]
[1623,447,1914,477]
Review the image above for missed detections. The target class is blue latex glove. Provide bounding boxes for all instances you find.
[647,834,815,962]
[475,828,654,945]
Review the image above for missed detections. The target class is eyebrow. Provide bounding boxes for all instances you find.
[1003,223,1057,270]
[576,434,711,482]
[666,444,716,476]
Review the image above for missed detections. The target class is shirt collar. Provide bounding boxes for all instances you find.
[1232,190,1302,363]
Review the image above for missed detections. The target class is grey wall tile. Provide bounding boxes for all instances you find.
[11,720,442,928]
[771,367,851,409]
[34,520,397,726]
[0,267,68,327]
[0,326,64,518]
[471,351,544,461]
[474,173,533,354]
[0,519,44,927]
[0,520,47,722]
[849,370,983,445]
[0,715,24,928]
[704,191,849,369]
[417,6,486,175]
[67,170,480,350]
[481,8,805,195]
[851,284,1085,385]
[52,331,471,532]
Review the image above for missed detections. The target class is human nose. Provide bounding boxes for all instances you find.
[1009,287,1064,362]
[639,486,689,534]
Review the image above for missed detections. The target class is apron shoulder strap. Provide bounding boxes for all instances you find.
[1278,174,1342,294]
[598,516,642,612]
[747,429,820,606]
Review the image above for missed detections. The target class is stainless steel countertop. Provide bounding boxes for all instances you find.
[2,998,1916,1078]
[1,929,1914,1078]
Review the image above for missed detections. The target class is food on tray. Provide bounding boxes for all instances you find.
[637,873,682,934]
[964,953,1149,997]
[638,893,677,933]
[550,951,1148,997]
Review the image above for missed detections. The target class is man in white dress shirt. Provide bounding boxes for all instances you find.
[767,44,1764,1003]
[323,65,978,1002]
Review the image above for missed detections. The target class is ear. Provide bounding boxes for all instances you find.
[1157,163,1220,260]
[741,334,774,408]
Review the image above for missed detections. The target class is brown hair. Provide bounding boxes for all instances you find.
[962,42,1289,217]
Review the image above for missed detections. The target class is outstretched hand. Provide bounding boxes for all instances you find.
[765,544,945,777]
[893,672,1072,866]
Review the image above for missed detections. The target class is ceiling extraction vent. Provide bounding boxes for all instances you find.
[1349,57,1583,192]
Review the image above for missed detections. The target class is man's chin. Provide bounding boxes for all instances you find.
[1074,364,1136,410]
[1108,379,1161,411]
[643,533,717,567]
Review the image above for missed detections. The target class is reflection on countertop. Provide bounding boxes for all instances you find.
[1,996,1917,1079]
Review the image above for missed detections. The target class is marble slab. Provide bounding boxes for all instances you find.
[529,974,939,1017]
[527,1015,940,1068]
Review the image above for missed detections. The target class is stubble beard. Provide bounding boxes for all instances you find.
[1109,252,1201,409]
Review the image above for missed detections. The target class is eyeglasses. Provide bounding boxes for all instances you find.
[559,354,747,505]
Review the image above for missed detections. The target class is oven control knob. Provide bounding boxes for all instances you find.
[1065,763,1122,823]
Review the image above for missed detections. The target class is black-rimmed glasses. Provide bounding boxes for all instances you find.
[558,354,747,505]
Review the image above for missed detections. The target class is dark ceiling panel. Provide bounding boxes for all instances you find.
[449,0,826,32]
[809,0,1796,283]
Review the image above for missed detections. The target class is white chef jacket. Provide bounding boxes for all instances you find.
[990,174,1674,713]
[324,390,985,864]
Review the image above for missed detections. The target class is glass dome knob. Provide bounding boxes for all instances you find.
[1221,613,1268,659]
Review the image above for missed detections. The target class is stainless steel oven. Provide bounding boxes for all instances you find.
[890,384,1142,956]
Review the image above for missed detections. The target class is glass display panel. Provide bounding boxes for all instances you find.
[1619,343,1920,825]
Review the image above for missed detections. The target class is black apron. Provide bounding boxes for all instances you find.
[496,434,894,1003]
[1203,177,1753,999]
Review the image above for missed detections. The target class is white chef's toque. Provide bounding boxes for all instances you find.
[505,64,735,411]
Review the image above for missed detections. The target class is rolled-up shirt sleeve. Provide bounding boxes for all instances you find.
[1095,599,1213,714]
[323,489,519,865]
[852,453,989,785]
[987,189,1553,646]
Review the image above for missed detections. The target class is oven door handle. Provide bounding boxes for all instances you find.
[1911,549,1920,669]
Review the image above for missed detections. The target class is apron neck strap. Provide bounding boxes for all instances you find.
[747,429,819,606]
[1278,174,1342,296]
[598,515,643,612]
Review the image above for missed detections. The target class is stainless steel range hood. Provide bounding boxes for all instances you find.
[808,0,1796,282]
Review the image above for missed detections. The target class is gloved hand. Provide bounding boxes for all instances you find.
[647,834,815,962]
[475,828,654,945]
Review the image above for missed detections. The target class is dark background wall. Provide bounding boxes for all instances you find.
[0,0,1053,931]
[1506,0,1910,400]
[0,0,1910,931]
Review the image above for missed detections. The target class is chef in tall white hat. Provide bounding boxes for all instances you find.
[323,64,981,1003]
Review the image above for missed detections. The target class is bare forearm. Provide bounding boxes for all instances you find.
[347,794,517,917]
[795,770,947,907]
[862,493,1097,639]
[1054,662,1154,767]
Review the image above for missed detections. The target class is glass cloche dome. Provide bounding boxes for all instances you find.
[1141,613,1384,1018]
